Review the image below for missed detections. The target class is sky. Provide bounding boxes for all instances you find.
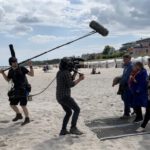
[0,0,150,65]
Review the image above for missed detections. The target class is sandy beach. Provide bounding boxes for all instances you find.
[0,67,150,150]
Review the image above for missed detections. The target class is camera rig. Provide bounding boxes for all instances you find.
[59,57,84,74]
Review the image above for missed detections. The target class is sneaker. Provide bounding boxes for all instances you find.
[70,127,83,135]
[59,129,70,136]
[136,127,145,132]
[21,117,30,126]
[131,112,136,116]
[12,113,23,122]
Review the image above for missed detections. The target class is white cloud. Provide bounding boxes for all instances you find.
[0,0,150,37]
[0,6,5,21]
[11,24,33,35]
[28,34,77,44]
[29,35,58,44]
[17,14,41,23]
[0,48,11,66]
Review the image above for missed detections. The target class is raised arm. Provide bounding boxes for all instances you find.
[0,70,10,82]
[27,61,34,77]
[65,71,84,88]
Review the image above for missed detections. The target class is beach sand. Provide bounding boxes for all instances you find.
[0,68,149,150]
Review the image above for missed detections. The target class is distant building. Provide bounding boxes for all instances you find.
[120,38,150,57]
[119,42,136,52]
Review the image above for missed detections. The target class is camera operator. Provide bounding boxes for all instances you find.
[56,58,84,136]
[0,57,34,126]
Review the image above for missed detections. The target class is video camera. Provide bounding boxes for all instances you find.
[59,57,84,72]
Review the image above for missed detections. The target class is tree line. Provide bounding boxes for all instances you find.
[30,45,126,65]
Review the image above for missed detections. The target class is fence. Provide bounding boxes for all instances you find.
[84,56,150,68]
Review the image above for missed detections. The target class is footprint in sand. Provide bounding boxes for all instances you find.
[0,140,7,147]
[0,120,10,123]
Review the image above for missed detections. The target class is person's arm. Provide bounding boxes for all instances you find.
[72,72,77,81]
[0,70,10,82]
[64,71,75,88]
[120,65,132,85]
[74,73,84,86]
[27,61,34,77]
[112,76,121,87]
[64,71,84,88]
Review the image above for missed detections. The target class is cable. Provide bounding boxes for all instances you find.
[28,69,83,99]
[29,77,56,98]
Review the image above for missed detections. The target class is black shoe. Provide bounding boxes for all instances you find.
[59,129,70,136]
[21,117,30,126]
[12,113,23,122]
[70,127,83,135]
[131,112,136,116]
[133,117,143,123]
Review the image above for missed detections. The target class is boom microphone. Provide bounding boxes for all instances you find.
[89,20,109,36]
[9,44,16,57]
[4,21,109,72]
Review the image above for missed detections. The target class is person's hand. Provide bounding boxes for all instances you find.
[79,73,84,81]
[112,76,121,87]
[28,60,32,67]
[112,82,115,87]
[112,79,117,87]
[0,69,4,74]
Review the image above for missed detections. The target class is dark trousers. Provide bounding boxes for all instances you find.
[121,89,131,116]
[123,100,131,116]
[58,96,80,130]
[134,107,143,120]
[141,101,150,128]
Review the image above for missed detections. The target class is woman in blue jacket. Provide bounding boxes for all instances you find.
[129,62,148,123]
[137,58,150,132]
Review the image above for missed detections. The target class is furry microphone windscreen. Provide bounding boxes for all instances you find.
[89,20,109,36]
[9,44,16,57]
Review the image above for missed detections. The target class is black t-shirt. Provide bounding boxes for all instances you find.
[8,66,29,89]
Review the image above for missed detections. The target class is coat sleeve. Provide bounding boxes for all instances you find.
[134,70,148,93]
[64,71,75,88]
[120,65,132,86]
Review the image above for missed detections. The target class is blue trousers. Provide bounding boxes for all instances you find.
[121,89,132,116]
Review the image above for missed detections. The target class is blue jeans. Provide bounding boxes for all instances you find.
[58,96,80,130]
[121,88,132,116]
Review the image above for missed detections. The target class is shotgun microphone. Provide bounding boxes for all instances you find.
[4,21,109,71]
[9,44,16,57]
[89,20,109,36]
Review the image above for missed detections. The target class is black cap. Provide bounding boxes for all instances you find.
[9,57,17,66]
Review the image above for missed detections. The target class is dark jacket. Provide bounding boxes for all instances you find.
[148,75,150,101]
[56,70,75,101]
[120,62,133,88]
[118,62,133,98]
[129,68,148,107]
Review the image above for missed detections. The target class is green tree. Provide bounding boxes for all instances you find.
[102,45,115,55]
